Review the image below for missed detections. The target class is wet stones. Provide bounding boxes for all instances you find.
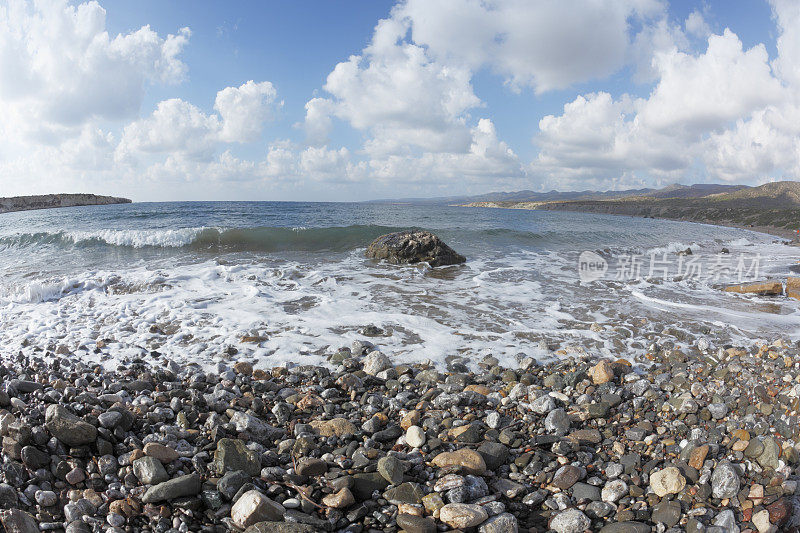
[321,488,355,509]
[405,425,426,448]
[218,470,250,500]
[363,351,392,375]
[552,465,583,489]
[377,455,405,485]
[309,418,356,437]
[0,508,38,533]
[142,442,179,463]
[351,472,390,500]
[544,408,570,435]
[651,500,681,527]
[589,360,615,384]
[295,457,327,477]
[396,513,436,533]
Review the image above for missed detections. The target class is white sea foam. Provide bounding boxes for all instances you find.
[65,228,206,248]
[645,241,699,256]
[1,220,799,371]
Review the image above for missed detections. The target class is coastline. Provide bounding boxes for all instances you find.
[460,202,798,243]
[0,193,131,215]
[2,332,799,531]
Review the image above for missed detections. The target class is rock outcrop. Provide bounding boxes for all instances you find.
[0,194,131,214]
[366,230,466,267]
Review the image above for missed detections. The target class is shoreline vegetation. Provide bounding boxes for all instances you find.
[0,194,131,215]
[459,181,800,242]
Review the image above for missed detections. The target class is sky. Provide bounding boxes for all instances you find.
[0,0,798,202]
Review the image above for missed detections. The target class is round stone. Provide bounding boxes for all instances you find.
[550,508,591,533]
[406,425,426,448]
[439,503,489,529]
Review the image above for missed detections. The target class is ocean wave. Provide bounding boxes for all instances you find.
[0,225,408,252]
[0,225,555,253]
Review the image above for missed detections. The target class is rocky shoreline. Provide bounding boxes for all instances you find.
[460,202,799,243]
[0,194,131,215]
[1,335,800,533]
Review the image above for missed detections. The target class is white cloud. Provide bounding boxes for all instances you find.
[638,30,783,134]
[770,0,800,88]
[215,80,279,143]
[313,16,480,156]
[117,81,279,165]
[396,0,668,93]
[0,0,189,138]
[533,19,800,188]
[685,10,712,39]
[365,118,524,185]
[703,104,800,182]
[302,97,334,146]
[116,98,220,162]
[3,0,800,200]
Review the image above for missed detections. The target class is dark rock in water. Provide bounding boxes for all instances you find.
[366,230,466,267]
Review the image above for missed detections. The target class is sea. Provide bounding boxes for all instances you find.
[1,201,799,371]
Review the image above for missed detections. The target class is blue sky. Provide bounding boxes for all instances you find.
[0,0,798,201]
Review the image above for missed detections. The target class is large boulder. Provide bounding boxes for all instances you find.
[366,230,465,267]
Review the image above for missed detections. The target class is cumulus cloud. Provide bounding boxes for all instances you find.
[3,0,800,200]
[308,16,480,157]
[396,0,668,92]
[215,80,279,143]
[685,10,712,39]
[532,11,800,189]
[117,80,279,165]
[0,0,190,139]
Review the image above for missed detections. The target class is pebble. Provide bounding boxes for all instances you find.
[649,466,686,497]
[0,334,793,532]
[406,425,426,448]
[550,508,591,533]
[230,490,285,529]
[439,503,488,529]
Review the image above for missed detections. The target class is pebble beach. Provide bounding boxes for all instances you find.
[1,329,800,533]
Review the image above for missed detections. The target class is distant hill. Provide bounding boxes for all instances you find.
[0,193,131,214]
[462,181,800,238]
[369,182,748,205]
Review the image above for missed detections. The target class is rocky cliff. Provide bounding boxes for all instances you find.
[0,194,131,214]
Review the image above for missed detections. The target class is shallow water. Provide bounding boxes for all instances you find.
[1,201,798,370]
